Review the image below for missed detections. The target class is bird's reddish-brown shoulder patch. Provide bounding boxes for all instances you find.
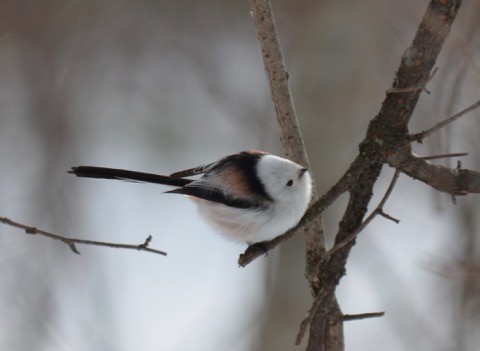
[218,164,256,198]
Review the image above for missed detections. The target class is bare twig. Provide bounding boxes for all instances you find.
[0,216,167,256]
[422,152,468,160]
[327,170,401,257]
[409,100,480,142]
[343,312,385,321]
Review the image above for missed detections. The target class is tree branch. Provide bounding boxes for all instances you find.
[366,0,462,136]
[239,154,367,267]
[0,216,167,256]
[247,0,467,350]
[343,312,385,322]
[303,0,464,349]
[421,152,468,160]
[387,151,480,195]
[327,170,401,258]
[249,0,345,348]
[409,100,480,142]
[248,0,327,280]
[298,162,383,347]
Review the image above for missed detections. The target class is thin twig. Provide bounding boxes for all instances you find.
[343,311,385,321]
[409,100,480,142]
[0,216,167,256]
[421,152,468,160]
[327,170,401,257]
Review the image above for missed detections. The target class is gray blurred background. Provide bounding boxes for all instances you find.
[1,1,480,350]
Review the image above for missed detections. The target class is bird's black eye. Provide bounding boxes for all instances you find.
[286,179,294,187]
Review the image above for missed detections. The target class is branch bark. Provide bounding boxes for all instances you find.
[246,0,467,350]
[248,0,327,268]
[249,0,343,348]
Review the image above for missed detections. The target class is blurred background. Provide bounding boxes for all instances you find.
[1,0,480,350]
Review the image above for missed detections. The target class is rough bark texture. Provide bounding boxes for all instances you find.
[247,1,465,350]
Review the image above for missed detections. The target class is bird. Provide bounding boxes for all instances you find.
[69,150,312,244]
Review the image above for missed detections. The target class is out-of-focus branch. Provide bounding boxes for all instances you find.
[0,216,167,256]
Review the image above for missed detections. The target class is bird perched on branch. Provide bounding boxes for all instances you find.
[70,150,312,244]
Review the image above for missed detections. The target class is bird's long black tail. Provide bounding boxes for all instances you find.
[69,166,192,187]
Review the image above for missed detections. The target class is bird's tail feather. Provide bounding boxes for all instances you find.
[69,166,192,187]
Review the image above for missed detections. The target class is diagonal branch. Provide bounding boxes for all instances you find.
[297,1,464,349]
[327,170,401,258]
[409,100,480,142]
[0,216,167,256]
[248,0,327,280]
[249,1,343,348]
[238,154,368,267]
[366,0,463,137]
[247,1,466,350]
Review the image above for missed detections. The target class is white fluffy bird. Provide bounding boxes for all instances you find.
[70,150,312,244]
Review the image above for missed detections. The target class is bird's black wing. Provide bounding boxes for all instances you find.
[165,184,259,209]
[70,166,192,187]
[169,162,218,178]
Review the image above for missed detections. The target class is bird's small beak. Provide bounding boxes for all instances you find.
[299,168,308,177]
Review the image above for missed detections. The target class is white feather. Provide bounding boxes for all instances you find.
[193,154,312,243]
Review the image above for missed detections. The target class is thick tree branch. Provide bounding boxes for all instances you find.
[298,162,383,347]
[247,0,466,350]
[367,0,462,136]
[387,151,480,195]
[0,216,167,256]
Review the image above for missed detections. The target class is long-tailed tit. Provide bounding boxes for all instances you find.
[69,150,312,243]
